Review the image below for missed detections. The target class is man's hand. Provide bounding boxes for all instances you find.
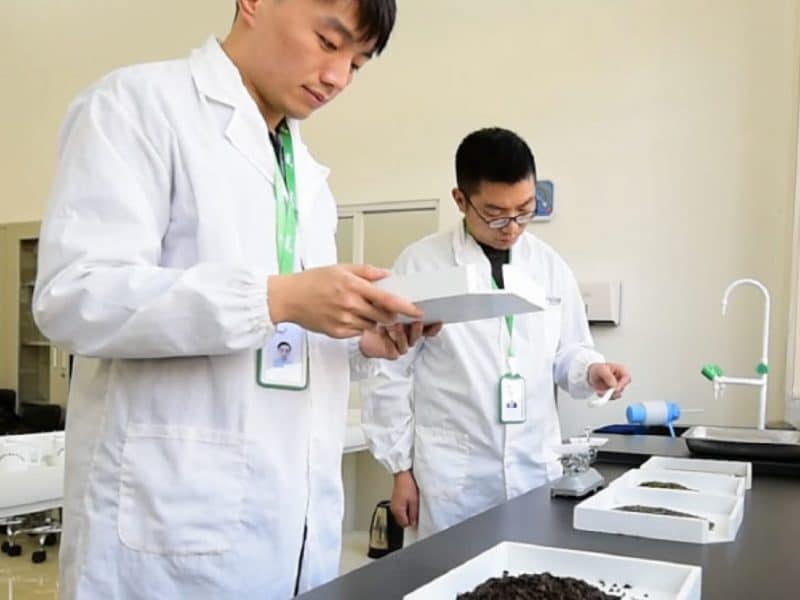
[390,470,419,528]
[588,362,631,399]
[359,321,443,360]
[267,265,422,338]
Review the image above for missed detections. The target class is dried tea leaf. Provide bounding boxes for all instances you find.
[639,481,696,492]
[456,571,621,599]
[615,504,715,530]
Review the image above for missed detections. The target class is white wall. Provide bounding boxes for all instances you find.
[2,1,799,429]
[303,0,800,430]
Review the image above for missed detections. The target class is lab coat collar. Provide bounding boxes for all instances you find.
[189,37,279,184]
[189,36,246,108]
[189,37,330,197]
[453,220,488,269]
[452,221,533,274]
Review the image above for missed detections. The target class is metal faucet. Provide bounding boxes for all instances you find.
[702,279,770,429]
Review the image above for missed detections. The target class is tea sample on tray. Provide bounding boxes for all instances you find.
[456,571,623,600]
[638,481,696,491]
[614,505,715,530]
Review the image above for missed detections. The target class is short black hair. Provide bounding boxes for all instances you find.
[234,1,397,55]
[278,341,292,350]
[352,0,397,55]
[455,128,537,196]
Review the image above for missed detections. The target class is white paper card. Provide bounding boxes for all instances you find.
[374,264,546,325]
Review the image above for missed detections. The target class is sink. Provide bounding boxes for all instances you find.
[683,426,800,462]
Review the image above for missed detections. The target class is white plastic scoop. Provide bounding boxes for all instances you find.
[587,387,615,408]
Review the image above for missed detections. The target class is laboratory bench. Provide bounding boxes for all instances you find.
[301,434,800,600]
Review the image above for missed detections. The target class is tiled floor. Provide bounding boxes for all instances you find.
[340,530,373,574]
[0,536,59,600]
[0,531,374,599]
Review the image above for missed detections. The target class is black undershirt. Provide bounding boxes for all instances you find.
[477,241,510,289]
[269,129,285,175]
[269,118,290,177]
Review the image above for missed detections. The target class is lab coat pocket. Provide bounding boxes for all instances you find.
[413,425,469,502]
[118,423,246,555]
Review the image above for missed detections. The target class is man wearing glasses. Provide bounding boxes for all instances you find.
[362,127,631,539]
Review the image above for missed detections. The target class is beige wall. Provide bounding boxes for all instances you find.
[0,1,233,223]
[2,1,799,428]
[303,0,800,430]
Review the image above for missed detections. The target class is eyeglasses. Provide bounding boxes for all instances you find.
[463,194,535,230]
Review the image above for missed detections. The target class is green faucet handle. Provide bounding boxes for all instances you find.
[756,362,769,375]
[701,364,724,381]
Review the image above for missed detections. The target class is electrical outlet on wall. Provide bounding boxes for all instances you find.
[533,180,554,221]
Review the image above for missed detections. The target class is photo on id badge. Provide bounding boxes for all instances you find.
[500,374,526,423]
[257,323,308,389]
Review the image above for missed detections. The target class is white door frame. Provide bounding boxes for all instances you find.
[337,199,439,264]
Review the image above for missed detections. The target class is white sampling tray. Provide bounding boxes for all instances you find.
[614,467,745,497]
[404,541,701,600]
[0,432,65,518]
[574,483,744,544]
[640,456,752,489]
[0,465,64,518]
[374,264,546,324]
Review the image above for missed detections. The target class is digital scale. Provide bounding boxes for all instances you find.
[550,432,607,498]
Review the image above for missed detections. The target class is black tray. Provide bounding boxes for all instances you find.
[683,426,800,462]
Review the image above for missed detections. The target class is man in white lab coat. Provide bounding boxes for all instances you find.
[362,128,632,539]
[32,1,440,598]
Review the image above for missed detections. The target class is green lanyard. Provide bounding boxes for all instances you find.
[273,122,298,275]
[491,277,515,358]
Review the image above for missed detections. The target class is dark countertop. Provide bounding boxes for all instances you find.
[300,436,800,600]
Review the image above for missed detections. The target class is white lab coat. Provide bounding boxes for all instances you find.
[33,38,369,599]
[362,225,604,538]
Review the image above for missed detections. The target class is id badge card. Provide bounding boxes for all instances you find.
[499,373,526,423]
[257,323,309,390]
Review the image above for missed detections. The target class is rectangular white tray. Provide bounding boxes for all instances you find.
[574,484,744,544]
[1,431,65,518]
[640,456,752,489]
[614,467,745,497]
[374,264,546,325]
[404,541,701,599]
[0,465,64,518]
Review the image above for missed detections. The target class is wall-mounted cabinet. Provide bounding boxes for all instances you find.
[0,221,69,413]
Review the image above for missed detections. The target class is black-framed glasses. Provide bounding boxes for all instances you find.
[463,193,535,230]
